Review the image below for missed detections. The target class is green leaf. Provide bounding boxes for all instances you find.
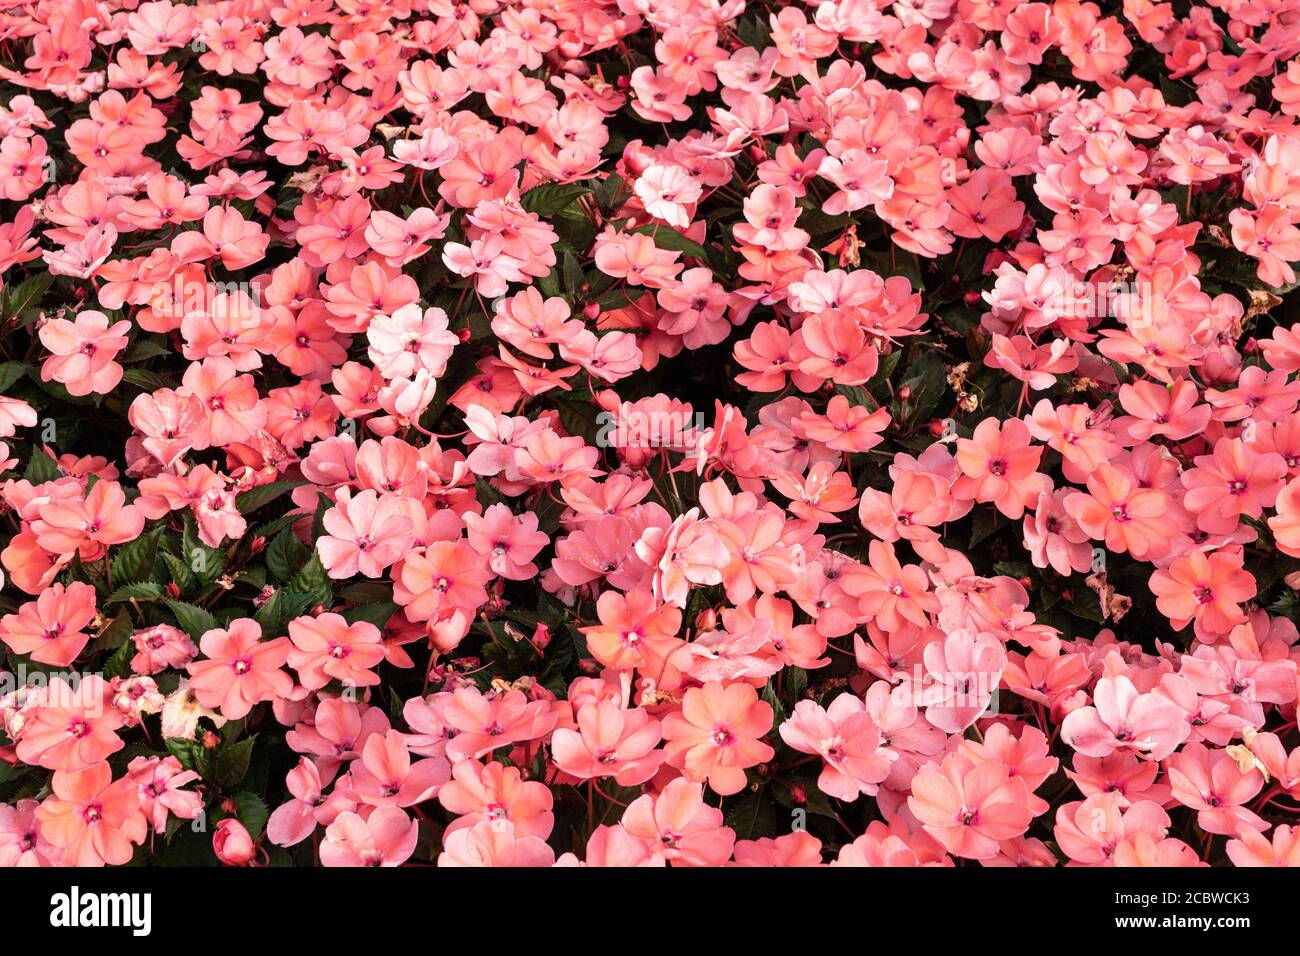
[166,599,219,640]
[122,338,170,363]
[342,600,399,628]
[3,272,53,318]
[181,513,225,589]
[105,581,165,604]
[266,527,310,583]
[255,588,315,637]
[214,735,257,787]
[104,639,135,680]
[235,481,305,514]
[628,223,707,259]
[287,552,330,598]
[521,183,589,216]
[88,612,133,654]
[110,526,163,585]
[898,350,948,425]
[234,792,269,840]
[122,368,177,392]
[0,361,27,393]
[162,551,198,596]
[23,446,59,484]
[593,173,627,214]
[724,789,778,840]
[165,737,206,776]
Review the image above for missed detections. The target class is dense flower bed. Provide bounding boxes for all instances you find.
[1,0,1300,868]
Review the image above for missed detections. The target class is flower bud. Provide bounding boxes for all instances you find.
[213,819,256,867]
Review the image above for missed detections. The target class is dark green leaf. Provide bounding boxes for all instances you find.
[236,481,306,514]
[166,599,219,640]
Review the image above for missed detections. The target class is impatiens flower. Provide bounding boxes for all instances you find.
[15,676,125,772]
[954,418,1048,519]
[0,581,97,666]
[38,310,131,396]
[35,763,147,866]
[552,699,665,787]
[662,681,774,796]
[441,687,557,763]
[0,799,61,866]
[347,729,450,808]
[127,755,202,832]
[438,760,554,841]
[779,695,897,800]
[907,753,1033,861]
[1166,743,1267,836]
[1226,825,1300,867]
[32,479,145,559]
[437,818,556,868]
[1061,674,1190,762]
[321,808,419,868]
[920,629,1007,734]
[186,618,293,720]
[1149,551,1256,636]
[620,778,735,867]
[286,613,387,691]
[317,488,419,578]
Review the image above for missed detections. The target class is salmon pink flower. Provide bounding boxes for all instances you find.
[662,681,774,796]
[955,418,1048,519]
[0,581,97,667]
[1149,551,1255,636]
[0,799,61,866]
[441,687,557,763]
[34,763,147,867]
[286,613,387,691]
[321,808,418,867]
[551,699,665,786]
[186,618,293,720]
[908,753,1033,861]
[779,695,897,800]
[14,676,125,772]
[620,777,735,866]
[38,310,131,397]
[317,488,416,580]
[1166,742,1267,836]
[1061,674,1190,761]
[438,760,554,841]
[437,818,555,867]
[347,729,450,808]
[1226,825,1300,867]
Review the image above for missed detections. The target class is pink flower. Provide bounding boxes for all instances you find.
[186,618,293,720]
[662,681,775,796]
[1061,674,1190,762]
[779,695,897,800]
[286,612,387,691]
[620,777,735,866]
[38,310,131,396]
[321,808,419,867]
[1166,743,1267,836]
[35,762,146,866]
[908,753,1033,861]
[552,699,665,786]
[0,581,97,667]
